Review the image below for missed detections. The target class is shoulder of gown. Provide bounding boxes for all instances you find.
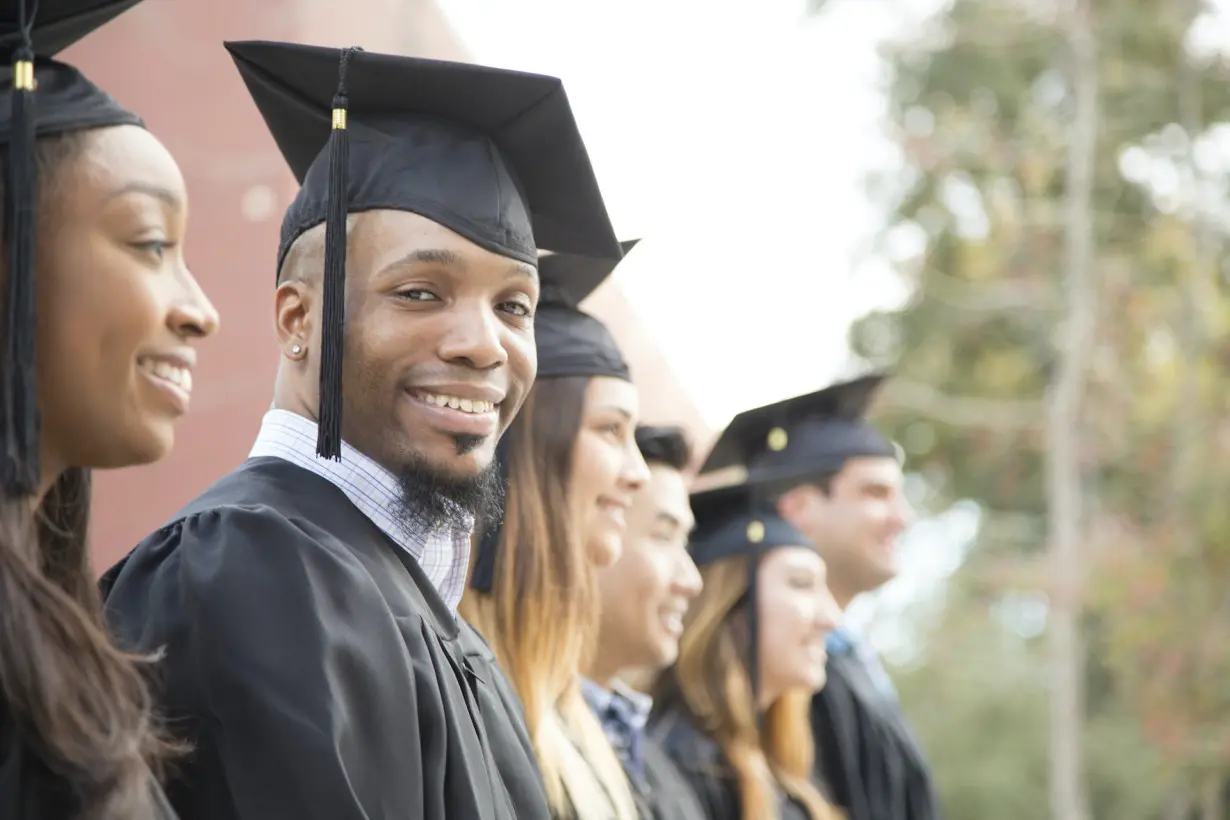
[811,651,941,820]
[102,462,533,820]
[1,699,76,819]
[455,619,552,818]
[2,698,180,820]
[647,700,741,820]
[639,735,708,820]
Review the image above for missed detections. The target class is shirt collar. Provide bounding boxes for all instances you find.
[248,409,474,609]
[581,678,653,730]
[581,678,653,786]
[827,625,857,655]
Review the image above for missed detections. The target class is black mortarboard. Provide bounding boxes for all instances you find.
[226,40,622,460]
[687,480,817,708]
[1,0,145,495]
[700,374,896,487]
[534,239,637,381]
[687,482,813,568]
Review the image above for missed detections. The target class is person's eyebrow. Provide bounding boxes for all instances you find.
[104,181,183,209]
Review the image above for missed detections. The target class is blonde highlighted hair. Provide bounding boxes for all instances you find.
[460,377,637,820]
[654,557,840,820]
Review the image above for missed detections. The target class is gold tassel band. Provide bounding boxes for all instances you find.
[12,60,35,92]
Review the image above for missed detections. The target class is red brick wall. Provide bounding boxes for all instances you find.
[71,0,707,571]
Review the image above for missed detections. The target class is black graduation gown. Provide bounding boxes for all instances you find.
[100,456,551,820]
[811,651,940,820]
[1,699,177,819]
[633,735,707,820]
[649,701,810,820]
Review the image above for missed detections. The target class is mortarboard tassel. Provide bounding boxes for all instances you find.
[315,46,362,460]
[745,508,765,735]
[747,424,786,732]
[468,434,511,593]
[2,0,41,496]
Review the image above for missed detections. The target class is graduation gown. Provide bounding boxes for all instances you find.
[1,699,176,819]
[649,701,810,820]
[634,735,707,820]
[811,651,940,820]
[100,456,551,820]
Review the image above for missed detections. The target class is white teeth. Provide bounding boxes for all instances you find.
[140,359,191,392]
[663,613,684,635]
[420,392,496,414]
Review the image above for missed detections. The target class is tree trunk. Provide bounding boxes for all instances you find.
[1162,785,1191,820]
[1199,775,1224,820]
[1171,0,1213,533]
[1046,1,1096,819]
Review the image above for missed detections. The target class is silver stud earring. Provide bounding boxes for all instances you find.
[290,344,302,356]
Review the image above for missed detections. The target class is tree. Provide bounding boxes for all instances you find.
[1047,1,1097,816]
[835,0,1230,813]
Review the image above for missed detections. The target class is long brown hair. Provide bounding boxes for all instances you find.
[461,376,637,820]
[654,557,839,820]
[0,132,178,819]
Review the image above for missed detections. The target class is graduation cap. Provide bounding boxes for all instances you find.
[225,40,623,460]
[687,480,815,705]
[534,238,638,381]
[700,373,897,488]
[688,482,812,568]
[467,240,638,594]
[1,0,145,495]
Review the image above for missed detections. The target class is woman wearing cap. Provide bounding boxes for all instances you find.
[648,483,842,820]
[461,245,650,820]
[0,0,218,817]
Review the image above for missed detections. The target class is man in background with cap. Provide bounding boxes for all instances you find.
[698,374,939,820]
[102,41,621,820]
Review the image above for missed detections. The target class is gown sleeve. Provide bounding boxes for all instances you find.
[104,506,436,820]
[648,710,738,820]
[640,738,708,820]
[811,654,941,820]
[455,622,553,819]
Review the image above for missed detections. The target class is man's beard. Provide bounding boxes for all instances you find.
[393,435,505,532]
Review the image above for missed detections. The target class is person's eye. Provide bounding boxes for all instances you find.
[131,240,172,262]
[395,289,440,302]
[499,299,534,318]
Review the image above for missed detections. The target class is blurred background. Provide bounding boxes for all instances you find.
[76,0,1230,817]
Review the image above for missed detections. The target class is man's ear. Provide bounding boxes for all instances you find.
[776,485,805,525]
[274,279,315,354]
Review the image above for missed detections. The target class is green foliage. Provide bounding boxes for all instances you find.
[853,0,1230,812]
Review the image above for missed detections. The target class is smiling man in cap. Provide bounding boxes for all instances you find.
[102,41,621,820]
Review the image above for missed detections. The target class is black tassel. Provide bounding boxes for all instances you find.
[2,9,41,496]
[748,420,785,732]
[746,515,764,735]
[467,434,512,593]
[315,46,362,460]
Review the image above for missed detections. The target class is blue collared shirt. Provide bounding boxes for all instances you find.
[581,678,653,787]
[828,626,898,702]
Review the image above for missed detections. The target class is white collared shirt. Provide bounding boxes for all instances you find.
[248,409,473,610]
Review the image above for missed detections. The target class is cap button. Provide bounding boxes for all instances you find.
[767,427,788,451]
[746,520,765,543]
